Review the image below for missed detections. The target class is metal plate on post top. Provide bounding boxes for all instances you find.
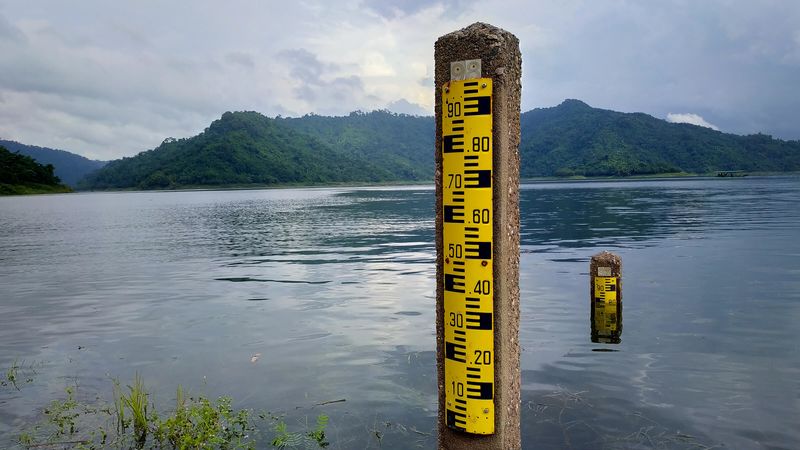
[451,59,481,81]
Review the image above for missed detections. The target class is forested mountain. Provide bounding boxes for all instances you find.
[78,111,422,190]
[0,145,72,195]
[520,100,800,176]
[78,101,800,190]
[0,140,106,187]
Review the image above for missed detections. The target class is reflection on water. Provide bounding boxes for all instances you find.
[1,177,799,449]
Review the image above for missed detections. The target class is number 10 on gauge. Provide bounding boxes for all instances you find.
[441,78,495,434]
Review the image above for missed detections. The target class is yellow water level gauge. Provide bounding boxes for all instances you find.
[592,275,622,343]
[442,77,494,435]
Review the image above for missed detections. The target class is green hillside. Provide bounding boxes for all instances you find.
[277,110,435,180]
[520,100,800,177]
[78,111,405,190]
[0,145,72,195]
[78,101,800,190]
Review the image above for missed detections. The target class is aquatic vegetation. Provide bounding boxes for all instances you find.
[1,359,37,391]
[3,359,20,390]
[269,413,329,449]
[17,376,329,450]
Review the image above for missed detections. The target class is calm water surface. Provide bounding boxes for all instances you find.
[1,177,798,449]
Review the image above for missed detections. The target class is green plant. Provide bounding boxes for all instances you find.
[119,373,149,445]
[17,375,331,449]
[3,359,37,390]
[270,413,329,449]
[308,414,329,448]
[44,386,81,437]
[112,378,127,435]
[153,393,255,449]
[4,359,20,390]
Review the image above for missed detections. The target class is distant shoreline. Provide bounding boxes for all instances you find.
[520,171,799,184]
[7,172,798,196]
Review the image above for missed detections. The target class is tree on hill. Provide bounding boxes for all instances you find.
[0,140,107,187]
[0,145,71,194]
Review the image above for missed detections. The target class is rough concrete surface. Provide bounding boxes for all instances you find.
[590,251,623,279]
[434,22,522,450]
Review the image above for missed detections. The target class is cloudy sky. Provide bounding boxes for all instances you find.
[0,0,798,160]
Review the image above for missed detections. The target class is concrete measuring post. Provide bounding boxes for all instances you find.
[435,22,522,450]
[590,251,623,344]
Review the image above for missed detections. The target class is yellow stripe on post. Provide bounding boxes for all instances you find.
[590,251,623,344]
[442,78,495,435]
[593,277,619,332]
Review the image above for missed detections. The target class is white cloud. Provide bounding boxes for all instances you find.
[386,98,430,116]
[0,0,799,160]
[666,113,720,131]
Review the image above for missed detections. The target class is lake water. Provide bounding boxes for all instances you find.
[1,177,798,449]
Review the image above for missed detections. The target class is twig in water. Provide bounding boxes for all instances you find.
[637,426,656,448]
[24,440,90,448]
[315,398,346,406]
[409,426,431,436]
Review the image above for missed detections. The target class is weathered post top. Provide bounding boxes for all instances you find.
[435,22,521,450]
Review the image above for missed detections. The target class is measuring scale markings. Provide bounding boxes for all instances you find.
[442,78,494,435]
[594,276,619,333]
